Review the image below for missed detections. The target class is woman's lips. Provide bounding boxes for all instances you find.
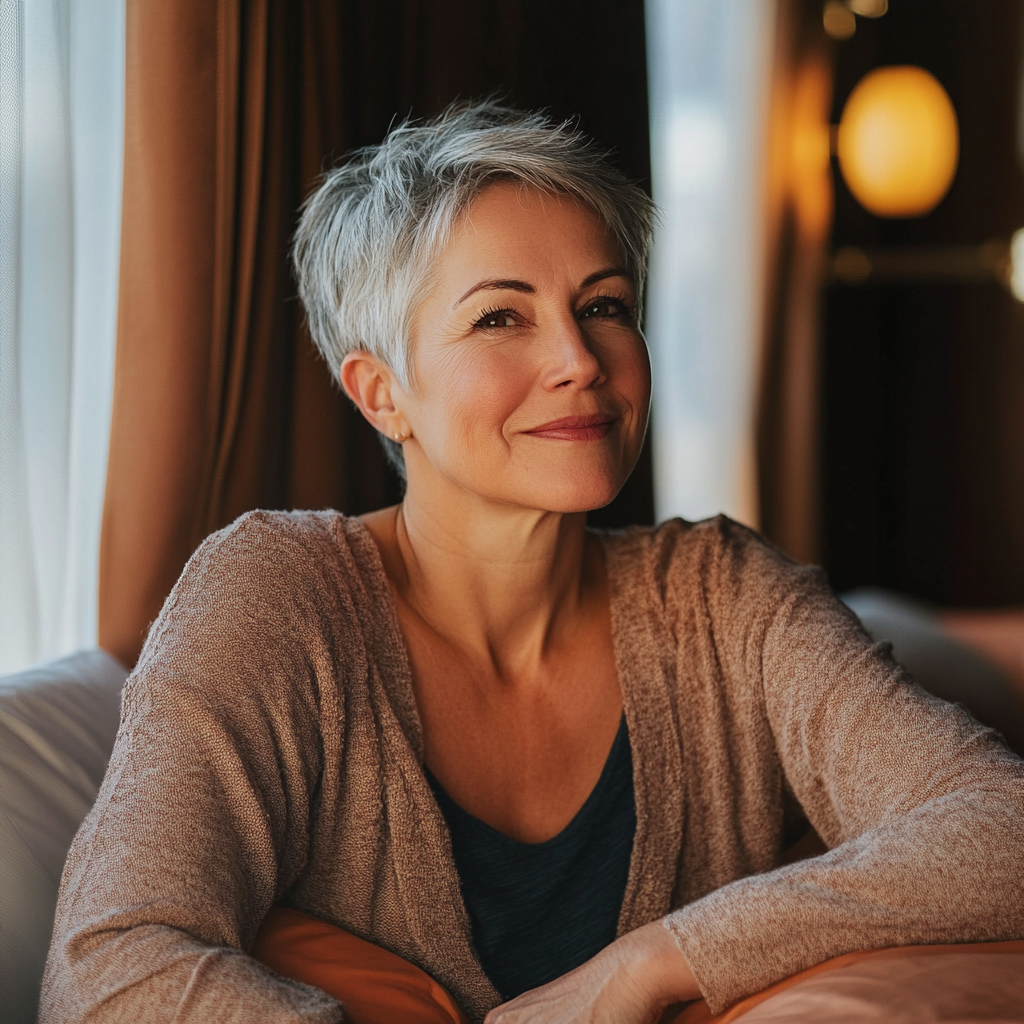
[524,414,616,441]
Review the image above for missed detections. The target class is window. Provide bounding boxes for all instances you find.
[0,0,124,673]
[645,0,773,525]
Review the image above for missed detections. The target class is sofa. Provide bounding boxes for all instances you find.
[0,650,127,1024]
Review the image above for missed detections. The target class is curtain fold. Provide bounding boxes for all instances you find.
[102,0,225,667]
[755,0,833,565]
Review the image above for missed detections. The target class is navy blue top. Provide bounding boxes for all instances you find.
[425,715,637,1001]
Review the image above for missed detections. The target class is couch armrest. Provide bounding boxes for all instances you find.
[0,649,127,1024]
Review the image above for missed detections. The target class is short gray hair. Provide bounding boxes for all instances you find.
[292,100,656,477]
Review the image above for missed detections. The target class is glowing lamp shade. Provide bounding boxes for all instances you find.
[837,66,959,218]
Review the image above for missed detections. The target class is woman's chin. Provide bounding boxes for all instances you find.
[510,475,627,515]
[409,449,634,515]
[497,455,636,513]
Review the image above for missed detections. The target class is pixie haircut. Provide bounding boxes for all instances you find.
[292,100,657,476]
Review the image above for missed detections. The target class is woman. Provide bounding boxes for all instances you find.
[42,103,1024,1024]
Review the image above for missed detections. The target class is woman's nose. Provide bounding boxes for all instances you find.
[540,315,606,390]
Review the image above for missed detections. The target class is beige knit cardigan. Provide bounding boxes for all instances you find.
[41,512,1024,1023]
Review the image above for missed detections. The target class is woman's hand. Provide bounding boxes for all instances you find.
[483,920,700,1024]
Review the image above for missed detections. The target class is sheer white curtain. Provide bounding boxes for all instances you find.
[0,0,124,674]
[645,0,774,526]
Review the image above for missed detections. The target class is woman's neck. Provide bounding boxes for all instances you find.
[363,488,596,684]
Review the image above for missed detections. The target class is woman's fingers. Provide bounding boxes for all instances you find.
[483,921,698,1024]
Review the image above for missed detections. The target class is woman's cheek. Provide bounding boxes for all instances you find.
[441,350,532,435]
[607,330,651,389]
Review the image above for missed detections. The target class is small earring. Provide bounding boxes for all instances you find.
[393,431,406,443]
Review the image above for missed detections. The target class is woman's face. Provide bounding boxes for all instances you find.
[398,181,651,514]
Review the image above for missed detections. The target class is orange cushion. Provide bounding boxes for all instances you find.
[252,907,471,1024]
[666,939,1024,1023]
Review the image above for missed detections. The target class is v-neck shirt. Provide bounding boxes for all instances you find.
[425,714,636,1000]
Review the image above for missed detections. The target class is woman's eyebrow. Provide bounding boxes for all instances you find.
[453,266,631,309]
[455,279,535,307]
[579,266,631,289]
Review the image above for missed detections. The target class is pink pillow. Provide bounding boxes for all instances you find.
[669,941,1024,1024]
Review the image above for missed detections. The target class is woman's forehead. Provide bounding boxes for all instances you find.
[437,183,626,291]
[459,181,603,234]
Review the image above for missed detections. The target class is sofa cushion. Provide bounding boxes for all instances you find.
[841,587,1024,754]
[0,649,127,1024]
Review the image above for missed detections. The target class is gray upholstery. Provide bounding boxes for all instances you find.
[842,588,1024,754]
[0,649,127,1024]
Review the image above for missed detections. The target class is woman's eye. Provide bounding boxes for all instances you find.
[474,309,517,329]
[579,297,632,320]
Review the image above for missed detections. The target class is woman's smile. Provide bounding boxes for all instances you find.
[523,413,617,441]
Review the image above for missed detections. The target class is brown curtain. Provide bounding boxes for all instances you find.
[756,0,834,565]
[101,2,392,667]
[100,0,653,668]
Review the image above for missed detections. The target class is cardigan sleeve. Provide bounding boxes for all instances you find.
[40,514,344,1024]
[662,518,1024,1013]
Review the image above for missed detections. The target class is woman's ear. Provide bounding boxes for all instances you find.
[339,351,411,440]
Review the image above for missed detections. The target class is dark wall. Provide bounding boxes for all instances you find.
[822,0,1024,604]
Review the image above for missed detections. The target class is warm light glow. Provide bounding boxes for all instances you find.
[847,0,887,16]
[837,66,959,218]
[789,57,833,240]
[1009,228,1024,301]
